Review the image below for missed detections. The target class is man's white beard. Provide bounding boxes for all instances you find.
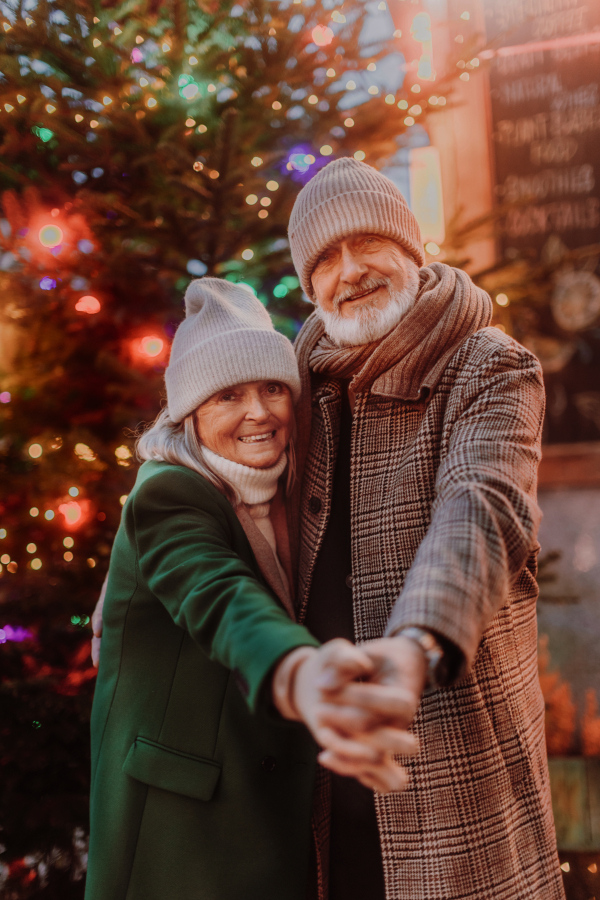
[315,263,421,348]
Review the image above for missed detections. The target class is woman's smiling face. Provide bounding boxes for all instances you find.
[195,380,294,469]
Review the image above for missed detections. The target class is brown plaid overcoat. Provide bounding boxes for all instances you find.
[291,315,565,900]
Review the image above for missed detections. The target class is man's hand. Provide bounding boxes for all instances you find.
[272,637,424,793]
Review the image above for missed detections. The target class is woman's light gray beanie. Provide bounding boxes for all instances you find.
[165,278,301,423]
[288,157,425,299]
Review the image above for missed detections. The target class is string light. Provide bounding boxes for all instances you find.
[460,72,469,81]
[93,38,101,47]
[320,144,333,156]
[90,120,99,128]
[354,150,365,160]
[189,56,198,65]
[425,241,441,255]
[242,249,254,260]
[30,508,39,517]
[193,161,204,171]
[344,117,354,127]
[0,392,10,403]
[64,551,74,561]
[251,157,262,166]
[185,117,196,127]
[260,197,271,207]
[119,495,129,505]
[147,98,158,108]
[75,114,83,122]
[327,68,336,77]
[367,62,377,72]
[63,537,74,548]
[44,510,54,520]
[385,94,395,104]
[29,444,43,459]
[272,101,282,110]
[496,293,509,306]
[266,181,279,191]
[410,105,422,115]
[258,210,268,219]
[26,543,36,553]
[404,116,415,126]
[246,194,258,205]
[308,94,318,104]
[411,84,421,93]
[197,124,207,133]
[45,104,56,114]
[460,11,470,19]
[68,487,79,497]
[17,95,25,103]
[31,558,42,570]
[4,104,14,113]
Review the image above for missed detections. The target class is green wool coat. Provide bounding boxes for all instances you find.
[85,460,320,900]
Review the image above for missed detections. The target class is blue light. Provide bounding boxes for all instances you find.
[40,276,57,290]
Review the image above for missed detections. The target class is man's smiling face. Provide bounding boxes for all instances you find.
[310,233,421,347]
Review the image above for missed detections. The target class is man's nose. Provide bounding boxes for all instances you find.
[339,245,369,283]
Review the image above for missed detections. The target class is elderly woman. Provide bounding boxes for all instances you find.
[86,279,415,900]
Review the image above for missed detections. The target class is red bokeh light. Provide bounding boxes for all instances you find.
[139,335,164,358]
[58,499,91,530]
[312,25,334,46]
[75,295,101,314]
[38,224,64,248]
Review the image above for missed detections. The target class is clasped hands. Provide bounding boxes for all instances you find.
[272,636,427,794]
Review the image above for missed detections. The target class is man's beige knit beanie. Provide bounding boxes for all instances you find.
[165,277,301,423]
[289,157,425,299]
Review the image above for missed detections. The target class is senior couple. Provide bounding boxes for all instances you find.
[86,160,565,900]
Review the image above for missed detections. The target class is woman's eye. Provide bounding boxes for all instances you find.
[220,393,237,402]
[266,383,282,394]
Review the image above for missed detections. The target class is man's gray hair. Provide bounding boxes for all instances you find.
[136,407,295,505]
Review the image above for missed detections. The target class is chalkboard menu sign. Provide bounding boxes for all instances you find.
[484,0,600,445]
[485,0,600,259]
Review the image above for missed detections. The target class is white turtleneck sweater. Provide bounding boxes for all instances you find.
[201,447,290,593]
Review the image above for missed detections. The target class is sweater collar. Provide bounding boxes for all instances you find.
[201,446,287,506]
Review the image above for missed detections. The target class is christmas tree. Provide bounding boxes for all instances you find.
[0,0,464,894]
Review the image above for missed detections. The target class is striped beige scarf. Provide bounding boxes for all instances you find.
[309,262,493,397]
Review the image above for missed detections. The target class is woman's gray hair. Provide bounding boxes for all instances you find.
[135,407,295,506]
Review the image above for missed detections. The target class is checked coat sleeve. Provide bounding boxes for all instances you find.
[385,336,545,679]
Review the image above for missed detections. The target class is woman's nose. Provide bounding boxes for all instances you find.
[244,396,270,420]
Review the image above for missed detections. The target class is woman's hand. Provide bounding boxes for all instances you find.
[271,638,421,793]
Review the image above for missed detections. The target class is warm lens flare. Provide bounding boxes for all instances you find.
[75,295,101,314]
[139,335,164,358]
[38,224,63,248]
[312,25,334,46]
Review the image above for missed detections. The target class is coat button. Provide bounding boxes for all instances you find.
[345,574,353,589]
[309,496,322,514]
[261,756,276,773]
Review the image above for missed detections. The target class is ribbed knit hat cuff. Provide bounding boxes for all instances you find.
[290,189,425,300]
[165,327,301,423]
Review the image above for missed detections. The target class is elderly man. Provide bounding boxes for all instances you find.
[287,158,565,900]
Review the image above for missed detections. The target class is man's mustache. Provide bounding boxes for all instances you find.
[333,276,390,311]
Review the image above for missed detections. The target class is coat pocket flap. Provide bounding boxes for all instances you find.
[123,737,221,802]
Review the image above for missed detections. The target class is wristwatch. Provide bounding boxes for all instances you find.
[397,626,447,690]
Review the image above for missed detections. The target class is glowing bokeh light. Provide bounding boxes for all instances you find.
[39,224,63,248]
[75,295,101,314]
[0,392,10,403]
[139,335,164,358]
[40,277,57,290]
[312,25,334,46]
[29,443,43,458]
[58,500,82,527]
